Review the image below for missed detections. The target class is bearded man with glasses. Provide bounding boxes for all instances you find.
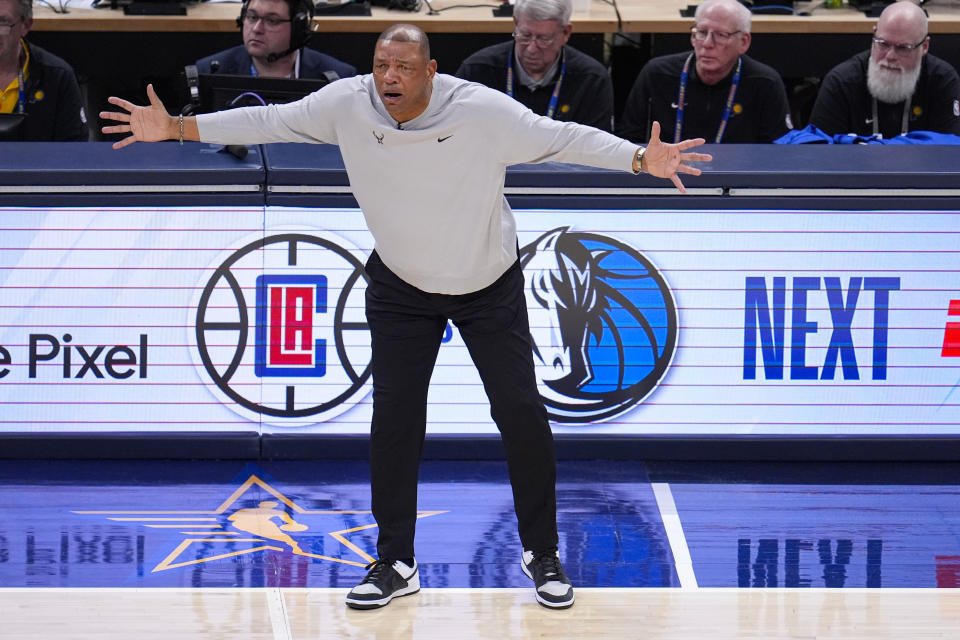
[810,1,960,139]
[196,0,355,81]
[455,0,614,131]
[618,0,790,144]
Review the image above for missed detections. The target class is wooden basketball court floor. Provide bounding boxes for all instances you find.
[1,458,958,638]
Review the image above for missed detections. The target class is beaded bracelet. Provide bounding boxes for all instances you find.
[178,114,184,145]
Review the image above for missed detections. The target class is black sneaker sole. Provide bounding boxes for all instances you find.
[521,558,575,610]
[533,591,575,610]
[345,585,420,610]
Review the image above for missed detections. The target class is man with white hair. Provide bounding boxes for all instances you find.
[617,0,790,143]
[810,1,960,138]
[455,0,614,131]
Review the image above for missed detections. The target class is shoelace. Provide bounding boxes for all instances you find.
[532,551,562,579]
[359,558,393,584]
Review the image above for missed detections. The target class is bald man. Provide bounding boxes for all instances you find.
[101,23,711,612]
[810,1,960,138]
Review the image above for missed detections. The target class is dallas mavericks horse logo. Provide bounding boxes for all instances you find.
[519,228,677,423]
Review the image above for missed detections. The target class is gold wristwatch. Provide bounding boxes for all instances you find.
[633,146,646,174]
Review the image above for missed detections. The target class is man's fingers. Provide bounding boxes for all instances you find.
[99,111,130,123]
[649,120,662,144]
[680,152,713,163]
[676,164,703,176]
[106,96,138,112]
[146,84,163,109]
[111,136,137,150]
[670,174,687,194]
[677,137,707,151]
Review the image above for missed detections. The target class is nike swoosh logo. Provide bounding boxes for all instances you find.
[438,135,453,143]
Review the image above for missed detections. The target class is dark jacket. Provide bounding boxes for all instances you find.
[196,45,356,81]
[455,41,614,132]
[809,50,960,138]
[617,51,791,144]
[0,41,87,142]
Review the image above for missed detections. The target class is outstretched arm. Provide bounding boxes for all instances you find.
[635,121,712,194]
[100,84,199,150]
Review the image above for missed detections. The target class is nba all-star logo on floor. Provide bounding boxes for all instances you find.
[519,227,677,423]
[70,470,446,575]
[194,232,372,423]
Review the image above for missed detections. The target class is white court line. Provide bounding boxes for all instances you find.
[652,482,699,590]
[267,588,292,640]
[2,587,958,594]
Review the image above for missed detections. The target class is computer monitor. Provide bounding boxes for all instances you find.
[0,113,26,141]
[124,1,187,15]
[746,0,795,15]
[187,71,337,114]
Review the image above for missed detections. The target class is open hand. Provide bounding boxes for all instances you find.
[642,121,713,194]
[100,84,175,149]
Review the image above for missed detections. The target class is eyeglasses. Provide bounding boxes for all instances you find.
[690,27,742,44]
[872,36,928,55]
[242,12,292,29]
[513,29,561,48]
[0,20,21,35]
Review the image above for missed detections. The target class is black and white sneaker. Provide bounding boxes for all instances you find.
[345,558,420,610]
[521,549,575,609]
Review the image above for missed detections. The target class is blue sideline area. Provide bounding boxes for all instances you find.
[1,459,959,589]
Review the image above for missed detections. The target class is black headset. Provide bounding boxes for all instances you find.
[237,0,315,58]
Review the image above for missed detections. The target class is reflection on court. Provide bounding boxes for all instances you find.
[2,459,960,638]
[0,459,958,591]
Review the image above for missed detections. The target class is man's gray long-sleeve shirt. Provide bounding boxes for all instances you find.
[198,72,638,295]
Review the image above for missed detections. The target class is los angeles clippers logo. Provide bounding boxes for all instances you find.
[193,232,371,423]
[519,227,677,423]
[255,275,327,377]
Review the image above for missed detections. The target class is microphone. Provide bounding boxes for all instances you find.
[220,144,250,160]
[184,64,200,105]
[266,22,314,63]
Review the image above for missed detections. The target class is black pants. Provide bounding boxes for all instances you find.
[364,251,558,560]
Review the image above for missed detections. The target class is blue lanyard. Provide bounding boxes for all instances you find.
[15,66,25,114]
[12,41,26,114]
[506,49,566,119]
[674,53,741,143]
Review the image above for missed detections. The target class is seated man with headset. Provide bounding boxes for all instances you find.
[196,0,356,80]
